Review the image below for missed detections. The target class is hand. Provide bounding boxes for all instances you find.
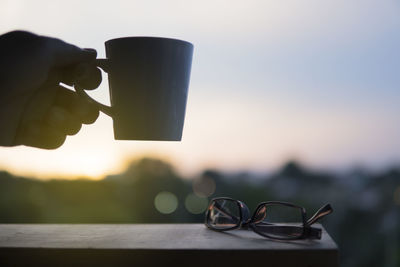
[0,31,101,149]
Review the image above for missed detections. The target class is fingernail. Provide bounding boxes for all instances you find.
[83,48,97,54]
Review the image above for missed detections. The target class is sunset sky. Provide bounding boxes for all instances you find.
[0,0,399,179]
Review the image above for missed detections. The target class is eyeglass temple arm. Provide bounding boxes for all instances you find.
[212,202,240,223]
[255,223,322,239]
[306,204,333,226]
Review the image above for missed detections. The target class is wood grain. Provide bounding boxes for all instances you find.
[0,224,338,267]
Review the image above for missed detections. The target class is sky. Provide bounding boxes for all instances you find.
[0,0,399,179]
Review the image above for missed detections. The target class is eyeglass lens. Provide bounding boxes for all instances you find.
[253,203,304,239]
[207,199,241,230]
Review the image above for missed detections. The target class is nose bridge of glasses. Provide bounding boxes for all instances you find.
[238,201,251,223]
[306,204,333,226]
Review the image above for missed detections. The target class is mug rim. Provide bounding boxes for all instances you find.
[105,36,193,47]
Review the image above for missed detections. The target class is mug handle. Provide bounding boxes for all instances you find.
[74,59,114,117]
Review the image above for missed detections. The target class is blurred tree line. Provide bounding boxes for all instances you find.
[0,157,399,267]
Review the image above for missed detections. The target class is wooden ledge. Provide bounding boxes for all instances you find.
[0,224,338,267]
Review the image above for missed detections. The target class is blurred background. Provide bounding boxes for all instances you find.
[0,1,399,267]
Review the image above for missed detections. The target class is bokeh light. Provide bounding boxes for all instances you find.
[184,193,208,214]
[192,175,216,197]
[154,191,178,214]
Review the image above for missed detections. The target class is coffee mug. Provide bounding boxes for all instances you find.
[75,37,193,141]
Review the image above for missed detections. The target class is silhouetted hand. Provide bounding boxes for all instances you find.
[0,31,101,149]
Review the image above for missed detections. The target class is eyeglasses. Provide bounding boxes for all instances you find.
[205,197,333,240]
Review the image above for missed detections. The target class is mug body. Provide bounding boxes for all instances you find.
[105,37,193,141]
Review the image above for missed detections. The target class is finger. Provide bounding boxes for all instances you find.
[44,106,82,136]
[59,63,102,90]
[83,48,97,54]
[16,79,60,128]
[54,86,99,124]
[16,122,67,150]
[74,63,102,90]
[45,36,97,68]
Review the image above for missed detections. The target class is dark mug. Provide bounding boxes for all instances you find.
[75,37,193,141]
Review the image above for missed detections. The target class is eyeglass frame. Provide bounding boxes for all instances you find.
[204,197,333,240]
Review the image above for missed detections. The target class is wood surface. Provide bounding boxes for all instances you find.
[0,224,338,267]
